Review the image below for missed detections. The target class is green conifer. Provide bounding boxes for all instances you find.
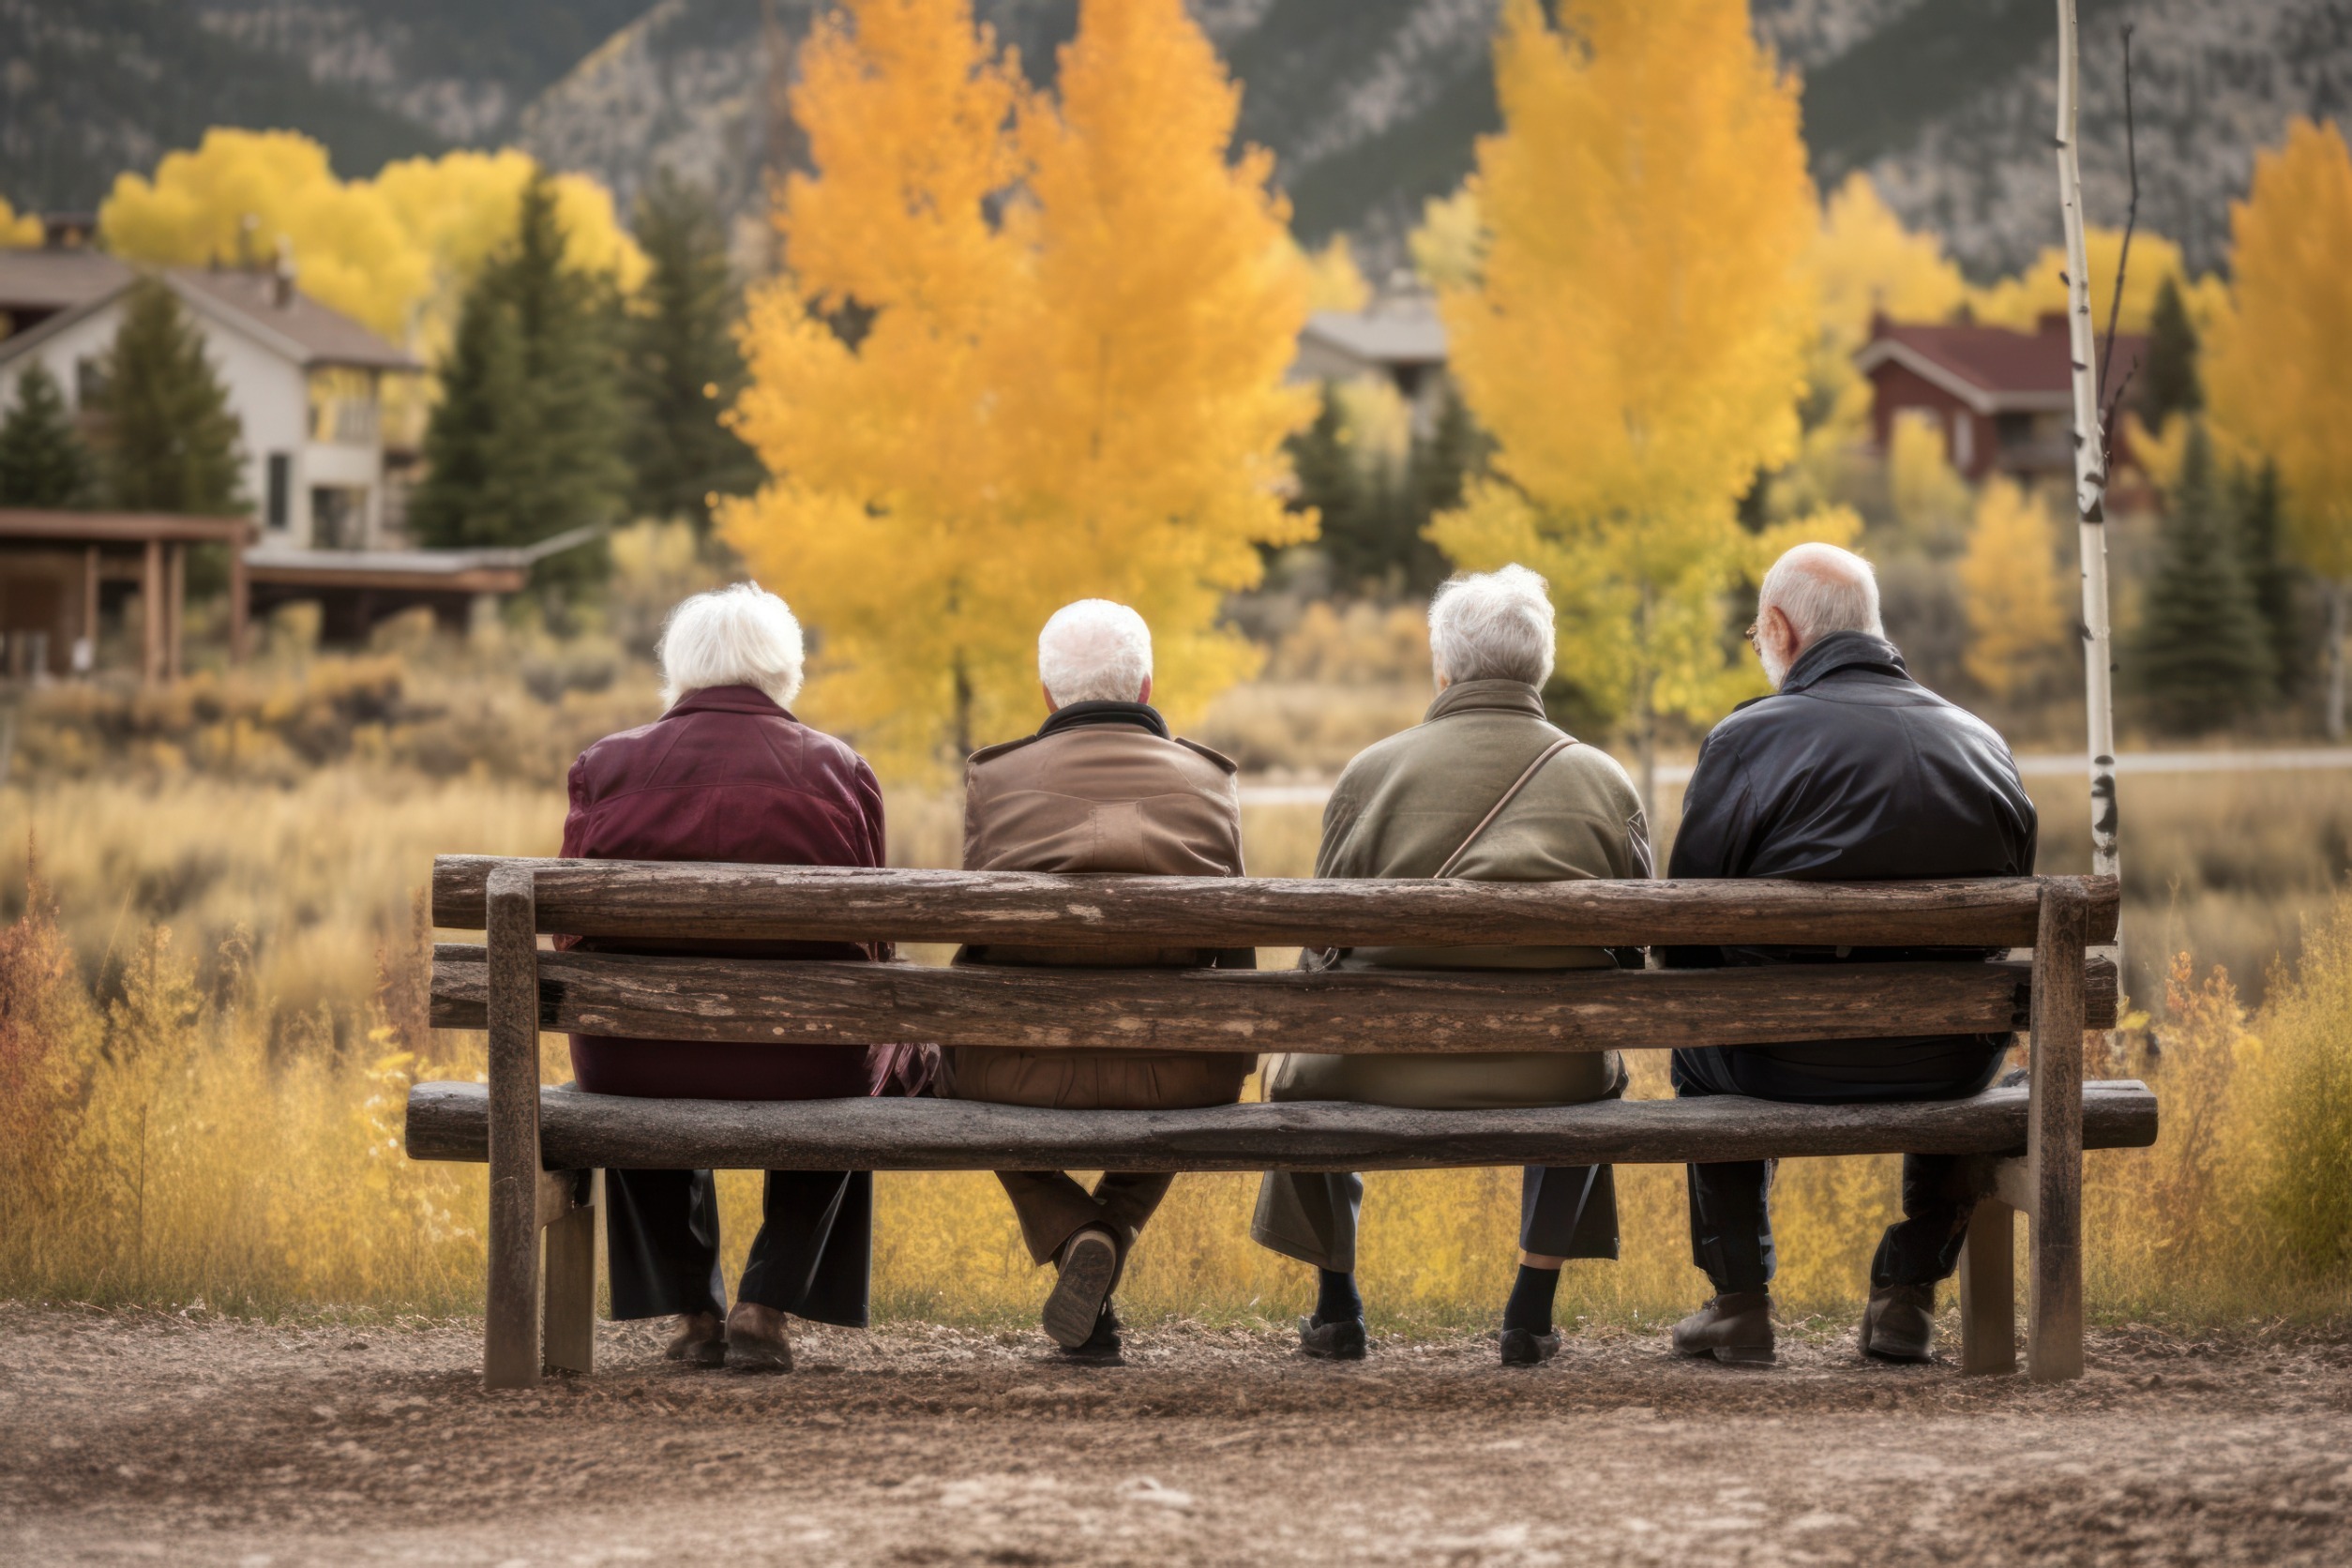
[411,173,626,587]
[625,173,760,525]
[2135,422,2274,732]
[0,361,95,507]
[2235,460,2312,699]
[92,279,246,514]
[2139,275,2201,428]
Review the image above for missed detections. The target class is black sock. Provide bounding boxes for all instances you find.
[1315,1268,1363,1324]
[1502,1264,1560,1335]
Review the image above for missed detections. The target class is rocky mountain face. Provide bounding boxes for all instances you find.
[5,0,2343,279]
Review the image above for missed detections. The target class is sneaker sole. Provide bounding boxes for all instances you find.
[1043,1231,1118,1349]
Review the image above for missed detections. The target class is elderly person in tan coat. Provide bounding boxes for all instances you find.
[1252,565,1651,1367]
[938,599,1253,1361]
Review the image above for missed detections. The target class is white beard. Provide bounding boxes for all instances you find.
[1758,643,1792,689]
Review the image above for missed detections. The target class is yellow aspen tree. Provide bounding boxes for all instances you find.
[722,0,1028,771]
[1959,476,2070,701]
[0,198,40,247]
[1429,0,1817,810]
[2205,117,2352,734]
[1303,235,1371,311]
[1968,228,2227,336]
[993,0,1313,732]
[723,0,1311,773]
[98,129,429,339]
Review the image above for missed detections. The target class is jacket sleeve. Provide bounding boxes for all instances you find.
[553,752,593,952]
[852,757,893,964]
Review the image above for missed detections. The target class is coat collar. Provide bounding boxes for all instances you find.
[1779,631,1910,694]
[1037,699,1171,740]
[665,684,795,720]
[1424,678,1548,724]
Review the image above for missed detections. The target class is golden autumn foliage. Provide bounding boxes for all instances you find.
[1812,173,1969,354]
[1429,0,1824,790]
[1408,186,1484,292]
[1969,226,2228,339]
[722,0,1312,774]
[0,197,42,248]
[97,129,644,356]
[1302,234,1372,311]
[1959,476,2071,700]
[2204,117,2352,586]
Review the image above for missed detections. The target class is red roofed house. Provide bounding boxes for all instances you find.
[1855,311,2147,483]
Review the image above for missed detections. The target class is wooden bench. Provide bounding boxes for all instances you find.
[407,856,2151,1389]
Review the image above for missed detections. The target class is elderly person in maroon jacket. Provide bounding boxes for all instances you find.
[559,581,892,1373]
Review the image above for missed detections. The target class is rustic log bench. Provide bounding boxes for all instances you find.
[407,855,2150,1389]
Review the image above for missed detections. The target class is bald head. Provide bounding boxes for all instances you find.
[1754,543,1882,687]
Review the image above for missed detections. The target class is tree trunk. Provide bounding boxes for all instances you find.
[2329,579,2347,740]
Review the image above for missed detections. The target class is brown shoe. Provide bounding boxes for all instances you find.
[724,1302,794,1372]
[1861,1284,1937,1362]
[1043,1226,1121,1349]
[663,1311,727,1367]
[1671,1291,1776,1365]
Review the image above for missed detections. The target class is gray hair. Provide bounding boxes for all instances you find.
[1758,542,1884,645]
[1429,564,1556,688]
[1038,599,1153,705]
[658,582,806,709]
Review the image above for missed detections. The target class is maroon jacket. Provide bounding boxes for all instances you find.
[558,685,891,1100]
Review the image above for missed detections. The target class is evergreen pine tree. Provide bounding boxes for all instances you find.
[2138,275,2201,428]
[2135,423,2274,732]
[93,279,246,514]
[626,172,760,525]
[1402,384,1483,590]
[0,362,95,507]
[2235,460,2311,698]
[410,173,627,587]
[1287,384,1372,580]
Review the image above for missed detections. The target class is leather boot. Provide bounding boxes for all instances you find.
[1297,1314,1368,1361]
[1671,1290,1776,1365]
[1499,1328,1560,1367]
[1861,1283,1937,1362]
[724,1301,794,1372]
[1043,1226,1121,1349]
[663,1311,727,1367]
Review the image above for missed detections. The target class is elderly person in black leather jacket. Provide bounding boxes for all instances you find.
[1666,543,2037,1367]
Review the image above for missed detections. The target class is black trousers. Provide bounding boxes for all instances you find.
[603,1168,872,1327]
[1671,1036,2009,1295]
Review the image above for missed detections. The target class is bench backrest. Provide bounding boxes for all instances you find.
[429,856,2119,1053]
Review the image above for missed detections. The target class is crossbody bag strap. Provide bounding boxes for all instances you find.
[1431,734,1578,880]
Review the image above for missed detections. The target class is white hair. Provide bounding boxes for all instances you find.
[1759,543,1883,644]
[658,582,806,709]
[1038,599,1153,705]
[1428,564,1556,688]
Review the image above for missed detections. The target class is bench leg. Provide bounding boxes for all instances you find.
[2027,882,2088,1383]
[542,1173,596,1377]
[1957,1198,2015,1375]
[484,863,543,1390]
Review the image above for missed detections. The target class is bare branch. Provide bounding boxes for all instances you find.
[2094,23,2138,441]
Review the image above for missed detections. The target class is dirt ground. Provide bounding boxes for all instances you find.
[2,1304,2348,1567]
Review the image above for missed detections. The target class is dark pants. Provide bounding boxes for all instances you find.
[603,1168,872,1327]
[998,1171,1173,1265]
[1251,1162,1620,1273]
[1671,1036,2009,1295]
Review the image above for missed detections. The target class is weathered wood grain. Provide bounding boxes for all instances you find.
[2028,882,2089,1384]
[1959,1197,2017,1376]
[482,865,543,1392]
[431,857,2121,949]
[430,946,2119,1051]
[404,1078,2158,1173]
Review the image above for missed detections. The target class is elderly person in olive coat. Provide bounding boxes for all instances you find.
[1252,565,1652,1367]
[558,582,899,1374]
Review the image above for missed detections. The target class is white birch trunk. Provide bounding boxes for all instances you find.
[2055,0,2122,917]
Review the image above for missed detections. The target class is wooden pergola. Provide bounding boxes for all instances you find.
[0,509,253,683]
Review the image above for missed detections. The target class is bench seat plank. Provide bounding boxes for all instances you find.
[430,947,2119,1052]
[404,1079,2158,1173]
[432,858,2121,950]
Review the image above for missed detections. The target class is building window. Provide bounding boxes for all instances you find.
[310,486,369,550]
[266,454,292,530]
[308,367,379,445]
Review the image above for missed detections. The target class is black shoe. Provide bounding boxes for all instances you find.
[1043,1227,1121,1349]
[1059,1304,1124,1364]
[1861,1283,1937,1362]
[1499,1328,1560,1367]
[1298,1313,1367,1361]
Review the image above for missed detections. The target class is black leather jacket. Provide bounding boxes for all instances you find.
[1666,631,2037,969]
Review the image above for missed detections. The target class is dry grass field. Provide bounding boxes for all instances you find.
[2,639,2349,1336]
